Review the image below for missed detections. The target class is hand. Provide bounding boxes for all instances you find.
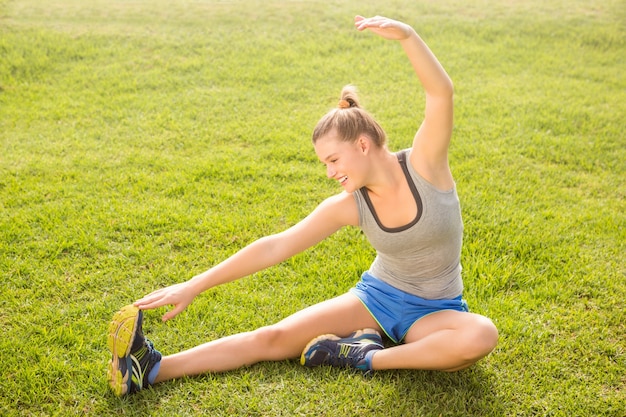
[354,15,415,41]
[134,281,197,322]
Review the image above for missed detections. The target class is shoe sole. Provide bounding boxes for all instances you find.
[300,328,382,366]
[107,304,141,396]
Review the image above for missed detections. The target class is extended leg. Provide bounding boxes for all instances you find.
[153,292,379,383]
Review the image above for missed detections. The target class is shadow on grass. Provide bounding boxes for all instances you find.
[382,367,505,416]
[105,359,504,416]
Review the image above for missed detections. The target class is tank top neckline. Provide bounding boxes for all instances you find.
[358,151,423,233]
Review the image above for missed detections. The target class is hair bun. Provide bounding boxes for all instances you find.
[338,99,351,109]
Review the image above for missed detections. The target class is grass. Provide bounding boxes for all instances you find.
[1,0,624,415]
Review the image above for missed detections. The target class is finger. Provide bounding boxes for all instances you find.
[354,15,378,30]
[355,16,389,31]
[134,294,170,310]
[134,294,157,308]
[134,288,164,304]
[162,310,176,322]
[162,304,185,322]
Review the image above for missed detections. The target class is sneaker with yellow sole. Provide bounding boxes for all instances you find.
[107,304,162,396]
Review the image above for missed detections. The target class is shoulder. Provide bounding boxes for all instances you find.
[316,191,360,227]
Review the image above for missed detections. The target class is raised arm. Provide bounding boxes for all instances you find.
[135,192,357,321]
[355,15,454,189]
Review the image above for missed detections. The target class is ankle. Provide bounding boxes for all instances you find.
[147,360,161,385]
[363,349,377,371]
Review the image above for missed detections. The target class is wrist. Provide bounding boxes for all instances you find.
[187,272,213,296]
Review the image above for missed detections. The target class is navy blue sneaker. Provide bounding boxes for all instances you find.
[300,329,383,375]
[107,305,162,396]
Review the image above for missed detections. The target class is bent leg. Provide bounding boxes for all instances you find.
[154,293,379,383]
[370,311,498,372]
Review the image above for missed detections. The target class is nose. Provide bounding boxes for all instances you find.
[326,165,336,179]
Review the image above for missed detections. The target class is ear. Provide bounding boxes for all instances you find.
[356,135,371,155]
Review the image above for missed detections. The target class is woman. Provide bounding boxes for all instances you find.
[107,15,498,396]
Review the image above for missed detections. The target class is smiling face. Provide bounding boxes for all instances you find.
[314,131,371,193]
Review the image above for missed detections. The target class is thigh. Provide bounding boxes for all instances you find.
[404,310,491,343]
[267,292,381,355]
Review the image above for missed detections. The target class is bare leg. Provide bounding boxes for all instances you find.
[370,311,498,372]
[153,293,379,383]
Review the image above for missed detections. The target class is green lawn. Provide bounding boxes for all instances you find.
[1,0,624,415]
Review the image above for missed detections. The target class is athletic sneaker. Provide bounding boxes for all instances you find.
[300,329,384,375]
[107,304,162,396]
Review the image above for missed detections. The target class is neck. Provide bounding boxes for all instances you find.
[362,150,404,197]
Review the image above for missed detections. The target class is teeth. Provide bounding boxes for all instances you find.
[339,176,348,184]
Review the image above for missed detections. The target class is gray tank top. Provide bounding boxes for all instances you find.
[353,149,464,299]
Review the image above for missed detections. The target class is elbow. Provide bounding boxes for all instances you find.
[256,233,292,265]
[427,78,454,102]
[442,77,454,99]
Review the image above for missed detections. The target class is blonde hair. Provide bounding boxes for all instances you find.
[312,85,387,147]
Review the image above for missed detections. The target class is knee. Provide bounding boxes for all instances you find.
[463,316,499,360]
[250,325,296,359]
[252,325,284,348]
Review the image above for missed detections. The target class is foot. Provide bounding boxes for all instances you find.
[107,304,162,396]
[300,329,384,375]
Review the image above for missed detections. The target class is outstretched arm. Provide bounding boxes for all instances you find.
[135,192,357,321]
[355,15,454,189]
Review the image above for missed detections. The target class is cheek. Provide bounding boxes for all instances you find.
[343,156,364,175]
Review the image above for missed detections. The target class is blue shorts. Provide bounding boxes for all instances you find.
[350,271,469,343]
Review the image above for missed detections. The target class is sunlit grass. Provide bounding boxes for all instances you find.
[1,0,624,415]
